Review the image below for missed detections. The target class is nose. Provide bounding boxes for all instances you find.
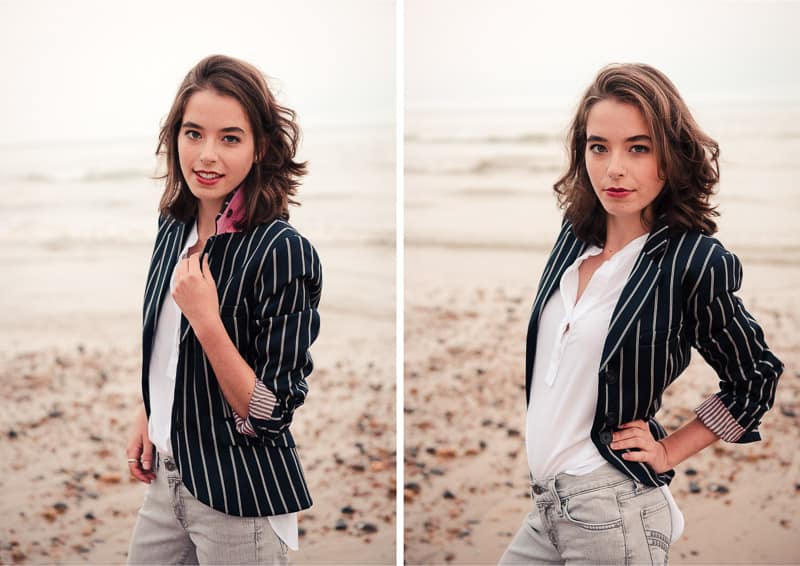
[199,140,218,164]
[606,151,626,180]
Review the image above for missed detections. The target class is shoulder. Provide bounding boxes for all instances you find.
[664,230,742,297]
[665,230,737,269]
[157,213,177,231]
[248,218,318,256]
[248,219,322,283]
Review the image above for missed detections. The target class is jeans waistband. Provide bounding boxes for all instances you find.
[529,462,633,501]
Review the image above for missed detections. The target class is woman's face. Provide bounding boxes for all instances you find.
[178,89,256,212]
[584,98,665,228]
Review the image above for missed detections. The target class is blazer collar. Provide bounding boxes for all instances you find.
[214,186,247,235]
[638,213,670,261]
[532,213,669,319]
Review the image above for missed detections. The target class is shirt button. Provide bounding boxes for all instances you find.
[165,459,176,471]
[532,484,546,495]
[599,431,613,445]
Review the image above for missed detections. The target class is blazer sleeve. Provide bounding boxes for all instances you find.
[687,244,783,443]
[233,233,322,440]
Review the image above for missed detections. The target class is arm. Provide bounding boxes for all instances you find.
[193,316,259,419]
[612,244,783,471]
[173,235,321,439]
[687,245,783,442]
[245,235,322,438]
[173,253,260,420]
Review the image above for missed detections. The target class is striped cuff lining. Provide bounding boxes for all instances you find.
[694,395,746,442]
[232,380,279,437]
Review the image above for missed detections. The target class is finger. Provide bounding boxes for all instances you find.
[141,438,153,471]
[612,429,648,444]
[619,420,648,430]
[127,437,155,483]
[621,449,653,462]
[128,461,150,483]
[202,253,209,275]
[192,253,205,278]
[610,437,651,451]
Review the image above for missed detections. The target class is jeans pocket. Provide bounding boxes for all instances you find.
[641,500,671,565]
[562,486,624,531]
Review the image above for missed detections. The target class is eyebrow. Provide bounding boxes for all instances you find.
[181,121,246,134]
[587,134,652,143]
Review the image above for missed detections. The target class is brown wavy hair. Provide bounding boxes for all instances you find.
[156,54,306,228]
[554,63,720,246]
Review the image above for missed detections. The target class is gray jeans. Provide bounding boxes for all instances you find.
[499,462,671,565]
[127,454,289,565]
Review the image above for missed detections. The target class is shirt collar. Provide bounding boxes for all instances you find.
[214,186,246,235]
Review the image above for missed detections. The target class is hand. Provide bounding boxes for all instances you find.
[127,405,156,484]
[610,420,671,474]
[173,252,220,333]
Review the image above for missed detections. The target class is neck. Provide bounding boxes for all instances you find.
[603,213,652,257]
[196,198,222,241]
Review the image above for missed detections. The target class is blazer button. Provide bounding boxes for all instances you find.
[226,209,233,217]
[606,372,619,385]
[605,412,618,426]
[599,431,613,445]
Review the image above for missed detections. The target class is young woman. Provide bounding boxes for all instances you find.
[499,64,783,565]
[125,55,321,565]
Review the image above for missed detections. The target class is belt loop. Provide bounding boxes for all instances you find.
[155,450,160,472]
[549,477,563,516]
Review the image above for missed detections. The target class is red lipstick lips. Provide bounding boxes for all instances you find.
[194,170,224,186]
[605,187,632,198]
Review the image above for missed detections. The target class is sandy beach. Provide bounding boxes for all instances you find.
[0,127,396,565]
[404,102,800,565]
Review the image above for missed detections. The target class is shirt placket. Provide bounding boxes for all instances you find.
[543,259,581,387]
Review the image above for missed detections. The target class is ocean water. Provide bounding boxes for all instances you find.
[0,125,395,351]
[0,126,394,250]
[406,101,800,264]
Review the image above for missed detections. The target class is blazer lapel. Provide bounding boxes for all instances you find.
[178,187,244,344]
[598,221,670,371]
[525,216,671,402]
[143,219,189,348]
[525,224,586,401]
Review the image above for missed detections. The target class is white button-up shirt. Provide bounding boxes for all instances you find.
[526,232,683,541]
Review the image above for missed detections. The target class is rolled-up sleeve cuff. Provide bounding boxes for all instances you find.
[232,380,278,437]
[694,395,747,442]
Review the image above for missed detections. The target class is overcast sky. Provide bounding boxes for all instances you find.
[3,1,798,144]
[0,0,395,144]
[406,0,800,110]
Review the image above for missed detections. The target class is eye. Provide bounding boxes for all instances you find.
[630,144,650,153]
[222,135,241,144]
[588,143,607,153]
[184,130,201,140]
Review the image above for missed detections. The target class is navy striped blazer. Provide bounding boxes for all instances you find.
[141,189,322,517]
[525,216,783,487]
